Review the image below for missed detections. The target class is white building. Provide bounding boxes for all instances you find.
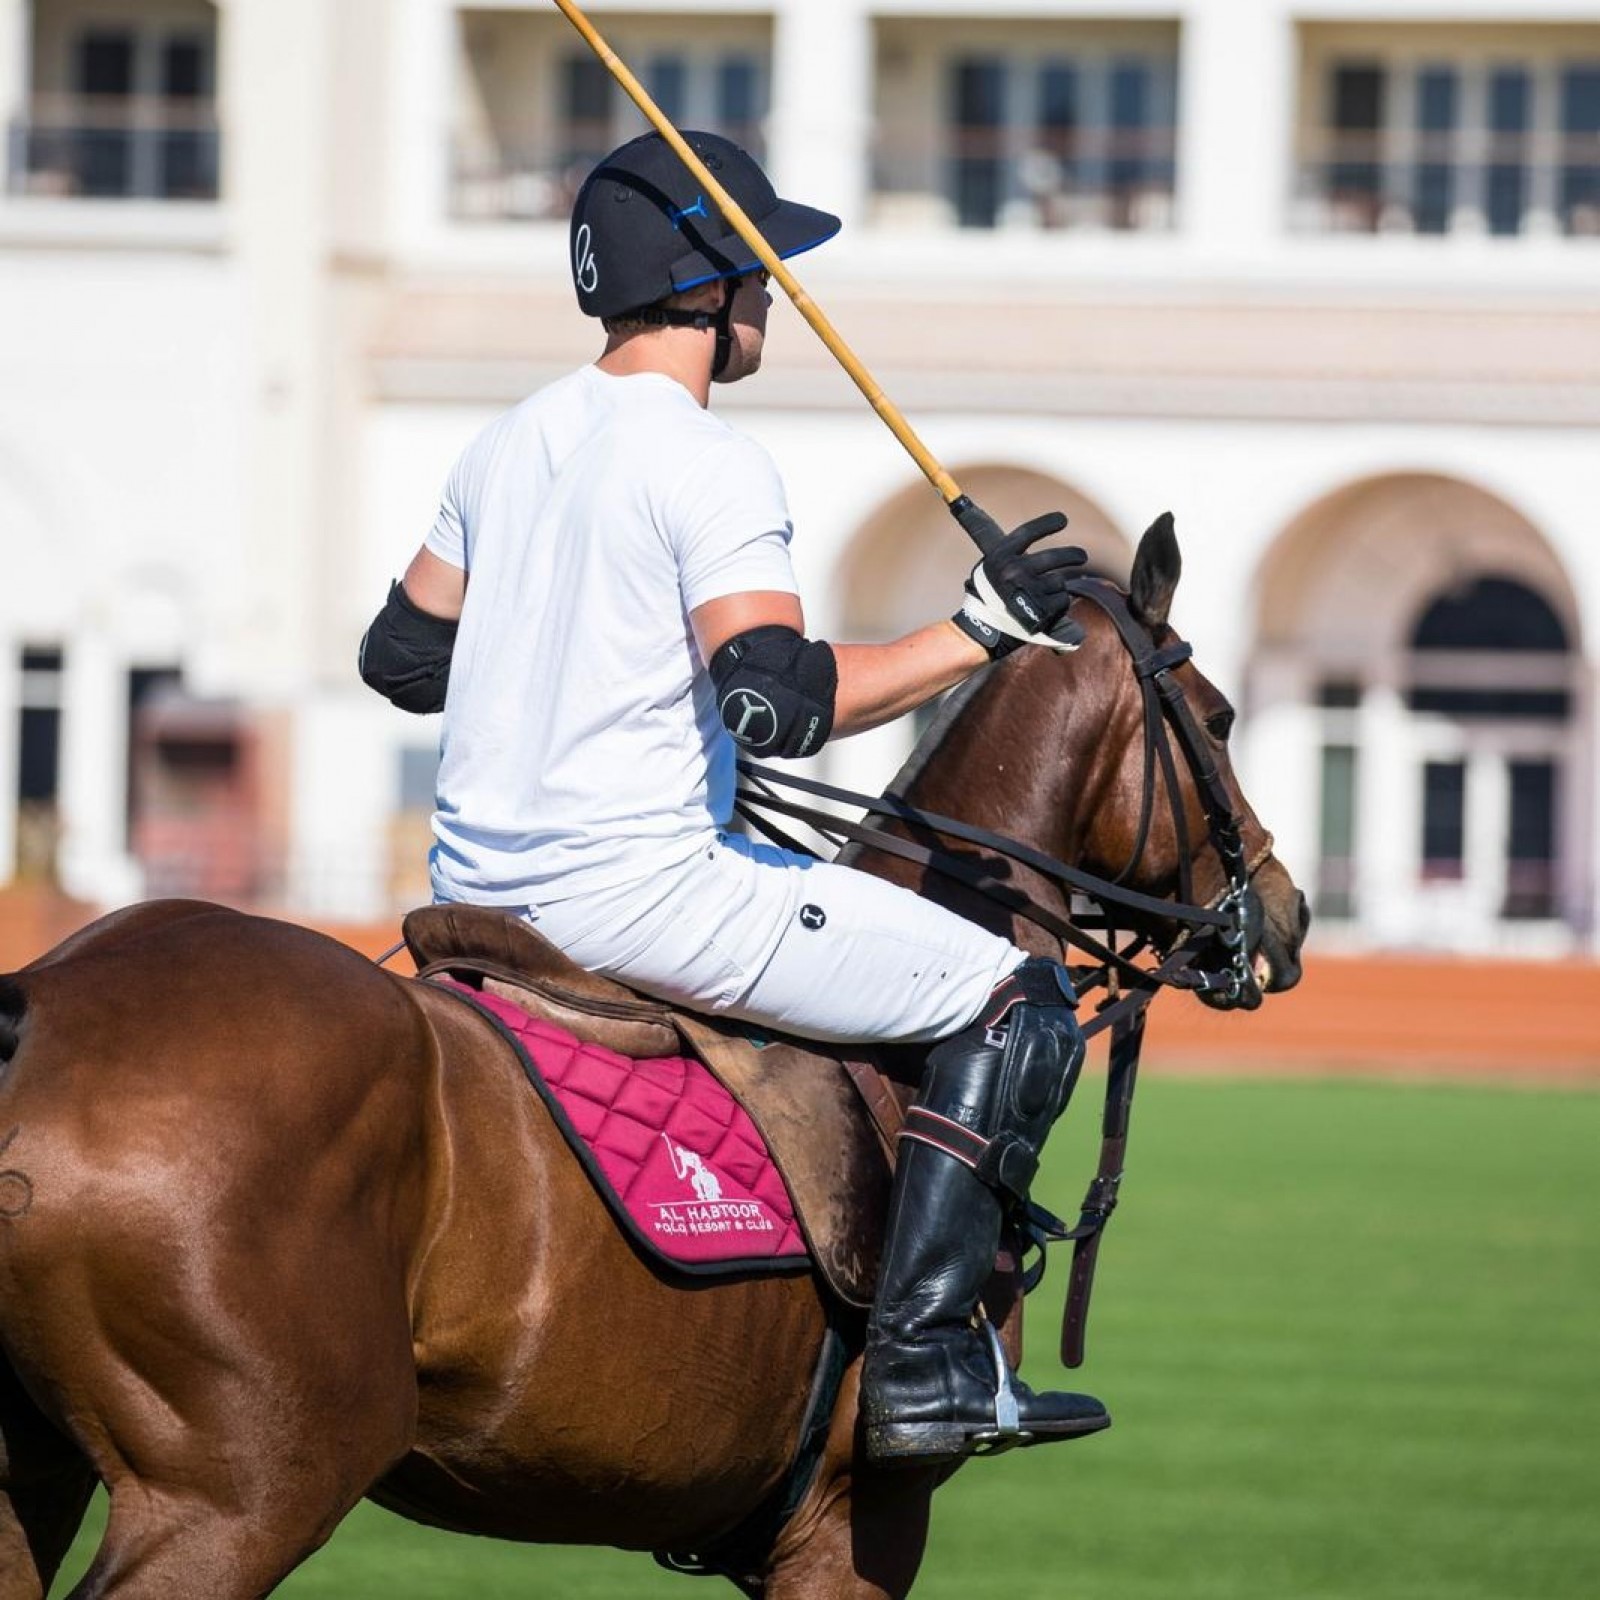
[2,0,1598,954]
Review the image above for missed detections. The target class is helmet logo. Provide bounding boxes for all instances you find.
[574,223,599,294]
[668,196,709,230]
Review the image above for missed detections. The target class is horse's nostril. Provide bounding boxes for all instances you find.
[1296,892,1311,936]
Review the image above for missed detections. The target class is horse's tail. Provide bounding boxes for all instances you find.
[0,974,23,1064]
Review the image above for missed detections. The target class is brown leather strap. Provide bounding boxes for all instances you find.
[1060,997,1148,1368]
[839,1056,907,1164]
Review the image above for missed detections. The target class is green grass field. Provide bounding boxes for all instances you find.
[49,1073,1600,1598]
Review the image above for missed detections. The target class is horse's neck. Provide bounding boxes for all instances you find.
[888,645,1106,869]
[884,670,989,803]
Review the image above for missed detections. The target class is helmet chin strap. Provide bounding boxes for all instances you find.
[709,286,737,379]
[624,280,738,377]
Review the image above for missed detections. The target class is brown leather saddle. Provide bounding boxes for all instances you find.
[402,904,910,1308]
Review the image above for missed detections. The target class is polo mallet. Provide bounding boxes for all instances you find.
[551,0,1005,558]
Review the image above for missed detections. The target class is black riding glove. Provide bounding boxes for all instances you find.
[951,513,1088,659]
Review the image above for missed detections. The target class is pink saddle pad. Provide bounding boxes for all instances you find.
[444,982,809,1274]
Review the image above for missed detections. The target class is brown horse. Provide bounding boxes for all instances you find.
[0,521,1306,1599]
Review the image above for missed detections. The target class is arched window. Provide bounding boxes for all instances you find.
[1405,574,1573,918]
[1411,575,1568,652]
[1257,471,1585,947]
[1407,575,1571,719]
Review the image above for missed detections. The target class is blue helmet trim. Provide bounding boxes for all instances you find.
[670,230,839,293]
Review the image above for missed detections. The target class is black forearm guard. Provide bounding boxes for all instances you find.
[358,580,458,714]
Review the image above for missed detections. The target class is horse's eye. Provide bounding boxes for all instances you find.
[1206,708,1235,742]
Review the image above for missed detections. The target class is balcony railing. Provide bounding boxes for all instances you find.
[7,95,220,201]
[451,120,767,223]
[1293,130,1600,237]
[873,126,1177,231]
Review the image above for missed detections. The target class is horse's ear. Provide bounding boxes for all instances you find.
[1129,512,1181,630]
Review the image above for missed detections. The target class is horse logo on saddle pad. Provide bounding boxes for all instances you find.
[663,1134,723,1200]
[654,1133,789,1247]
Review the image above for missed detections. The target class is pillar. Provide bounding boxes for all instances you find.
[0,635,17,882]
[221,0,331,695]
[769,0,871,232]
[1241,651,1320,894]
[1356,675,1416,947]
[0,0,31,189]
[386,0,457,256]
[56,619,140,906]
[1465,742,1508,947]
[1176,0,1295,251]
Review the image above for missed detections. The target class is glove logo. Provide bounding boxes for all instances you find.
[720,689,778,750]
[799,904,827,931]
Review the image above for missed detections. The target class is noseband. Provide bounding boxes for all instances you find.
[732,578,1275,1367]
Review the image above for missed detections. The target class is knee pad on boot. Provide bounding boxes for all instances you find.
[907,958,1086,1203]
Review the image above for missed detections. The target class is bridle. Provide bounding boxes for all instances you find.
[736,578,1267,1005]
[1075,576,1268,1007]
[731,576,1276,1366]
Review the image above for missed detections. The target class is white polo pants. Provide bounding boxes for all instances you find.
[521,831,1024,1045]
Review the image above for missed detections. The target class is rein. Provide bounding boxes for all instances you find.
[732,578,1264,1366]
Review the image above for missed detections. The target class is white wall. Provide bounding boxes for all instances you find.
[0,247,244,896]
[5,0,1600,948]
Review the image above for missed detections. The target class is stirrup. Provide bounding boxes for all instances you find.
[965,1319,1034,1456]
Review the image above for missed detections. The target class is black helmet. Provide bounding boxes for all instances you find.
[570,131,841,320]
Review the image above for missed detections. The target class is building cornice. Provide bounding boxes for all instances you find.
[364,280,1600,425]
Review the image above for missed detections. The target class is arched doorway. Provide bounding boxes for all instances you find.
[1251,472,1585,952]
[835,465,1128,639]
[824,466,1128,795]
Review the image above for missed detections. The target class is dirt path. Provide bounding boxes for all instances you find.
[1144,949,1600,1083]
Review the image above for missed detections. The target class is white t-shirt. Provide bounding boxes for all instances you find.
[425,365,799,907]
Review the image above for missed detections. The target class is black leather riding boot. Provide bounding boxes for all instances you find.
[860,961,1110,1467]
